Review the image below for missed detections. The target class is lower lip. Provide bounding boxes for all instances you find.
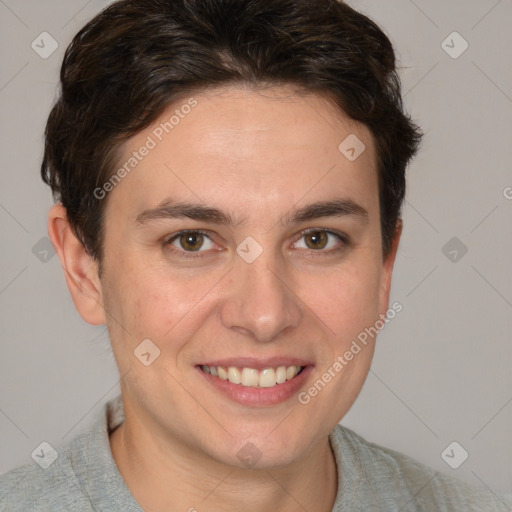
[196,366,314,407]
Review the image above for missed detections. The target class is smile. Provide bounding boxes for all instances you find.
[200,365,304,388]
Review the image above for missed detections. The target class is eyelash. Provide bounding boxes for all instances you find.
[163,228,350,259]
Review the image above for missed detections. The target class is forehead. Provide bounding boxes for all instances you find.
[154,85,373,161]
[107,85,378,219]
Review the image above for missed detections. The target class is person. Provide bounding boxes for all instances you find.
[1,0,510,510]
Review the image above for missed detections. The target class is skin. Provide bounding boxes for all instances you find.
[48,85,401,512]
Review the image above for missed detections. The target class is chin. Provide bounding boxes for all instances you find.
[209,429,309,470]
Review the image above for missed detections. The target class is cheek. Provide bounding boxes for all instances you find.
[108,257,222,343]
[100,253,164,342]
[118,276,190,339]
[299,259,382,340]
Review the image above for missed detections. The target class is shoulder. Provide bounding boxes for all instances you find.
[0,433,94,511]
[330,424,512,512]
[0,395,136,512]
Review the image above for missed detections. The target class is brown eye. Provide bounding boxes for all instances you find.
[304,231,329,250]
[178,232,204,251]
[293,229,348,254]
[165,230,215,256]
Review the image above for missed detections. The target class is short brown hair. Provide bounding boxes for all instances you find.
[41,0,422,268]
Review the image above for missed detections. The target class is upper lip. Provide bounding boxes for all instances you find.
[197,357,313,370]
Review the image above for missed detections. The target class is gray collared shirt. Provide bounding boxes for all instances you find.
[1,394,511,511]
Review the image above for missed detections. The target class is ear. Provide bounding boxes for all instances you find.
[378,219,402,317]
[47,203,107,325]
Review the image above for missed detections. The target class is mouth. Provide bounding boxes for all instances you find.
[195,358,313,406]
[199,364,305,388]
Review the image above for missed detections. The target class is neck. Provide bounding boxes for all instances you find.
[109,409,338,512]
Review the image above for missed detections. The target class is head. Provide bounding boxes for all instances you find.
[45,0,421,469]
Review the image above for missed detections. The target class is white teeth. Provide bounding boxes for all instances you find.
[241,368,259,387]
[259,368,277,387]
[201,364,304,388]
[276,366,287,384]
[228,367,241,384]
[286,366,296,380]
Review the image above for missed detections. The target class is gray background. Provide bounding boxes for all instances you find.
[1,0,511,497]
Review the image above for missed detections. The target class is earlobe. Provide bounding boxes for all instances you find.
[378,220,402,317]
[47,203,107,326]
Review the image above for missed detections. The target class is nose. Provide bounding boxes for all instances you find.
[219,248,303,343]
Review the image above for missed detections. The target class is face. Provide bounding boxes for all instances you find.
[90,85,399,469]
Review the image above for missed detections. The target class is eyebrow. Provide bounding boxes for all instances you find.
[135,198,369,226]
